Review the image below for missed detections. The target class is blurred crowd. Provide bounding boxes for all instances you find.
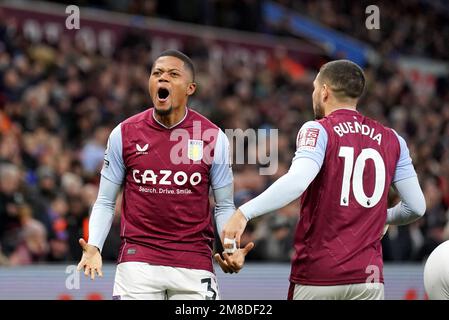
[0,1,448,266]
[48,0,449,61]
[49,0,263,32]
[273,0,449,61]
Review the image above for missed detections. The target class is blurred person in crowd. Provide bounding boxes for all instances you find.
[248,202,298,262]
[61,172,83,198]
[233,166,266,195]
[47,194,70,262]
[80,126,110,176]
[67,195,89,261]
[24,165,57,232]
[1,68,23,102]
[417,176,448,259]
[382,224,414,261]
[0,130,22,166]
[0,163,25,255]
[36,165,57,203]
[81,183,99,208]
[252,214,295,262]
[9,205,49,266]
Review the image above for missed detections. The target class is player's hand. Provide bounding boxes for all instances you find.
[222,209,248,253]
[214,242,255,274]
[77,238,103,280]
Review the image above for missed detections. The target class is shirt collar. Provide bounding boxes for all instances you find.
[152,107,189,129]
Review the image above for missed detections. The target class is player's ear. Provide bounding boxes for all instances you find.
[321,83,329,102]
[186,82,196,96]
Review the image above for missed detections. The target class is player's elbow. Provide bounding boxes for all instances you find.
[416,201,426,218]
[410,195,426,219]
[92,196,116,214]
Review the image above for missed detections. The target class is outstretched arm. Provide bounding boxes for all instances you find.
[77,124,125,280]
[222,121,327,252]
[239,157,320,220]
[221,157,320,250]
[77,176,121,280]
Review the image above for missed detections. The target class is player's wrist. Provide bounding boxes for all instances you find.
[237,208,250,222]
[86,242,101,253]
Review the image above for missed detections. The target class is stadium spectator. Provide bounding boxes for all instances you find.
[0,163,25,256]
[9,205,49,266]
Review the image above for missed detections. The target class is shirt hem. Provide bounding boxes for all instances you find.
[118,256,214,273]
[290,276,384,286]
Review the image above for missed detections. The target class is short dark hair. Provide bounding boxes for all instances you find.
[318,60,365,100]
[156,49,195,81]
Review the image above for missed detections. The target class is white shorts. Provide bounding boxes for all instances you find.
[112,262,220,300]
[291,283,384,300]
[424,240,449,300]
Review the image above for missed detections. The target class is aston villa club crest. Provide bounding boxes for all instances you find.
[187,139,203,161]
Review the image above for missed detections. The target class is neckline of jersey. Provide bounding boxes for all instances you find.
[151,107,189,129]
[329,108,359,115]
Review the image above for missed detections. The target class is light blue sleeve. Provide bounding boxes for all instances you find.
[387,176,426,225]
[240,157,320,220]
[292,121,328,169]
[213,184,235,237]
[210,129,233,190]
[392,130,417,183]
[100,124,125,185]
[88,176,121,251]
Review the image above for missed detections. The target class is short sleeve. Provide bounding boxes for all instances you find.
[292,121,328,169]
[392,130,417,183]
[210,130,233,190]
[100,124,126,185]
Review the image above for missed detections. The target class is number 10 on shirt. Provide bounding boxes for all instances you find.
[338,147,386,208]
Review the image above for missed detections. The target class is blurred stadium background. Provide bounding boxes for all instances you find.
[0,0,448,300]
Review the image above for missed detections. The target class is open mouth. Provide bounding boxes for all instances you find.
[157,88,170,101]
